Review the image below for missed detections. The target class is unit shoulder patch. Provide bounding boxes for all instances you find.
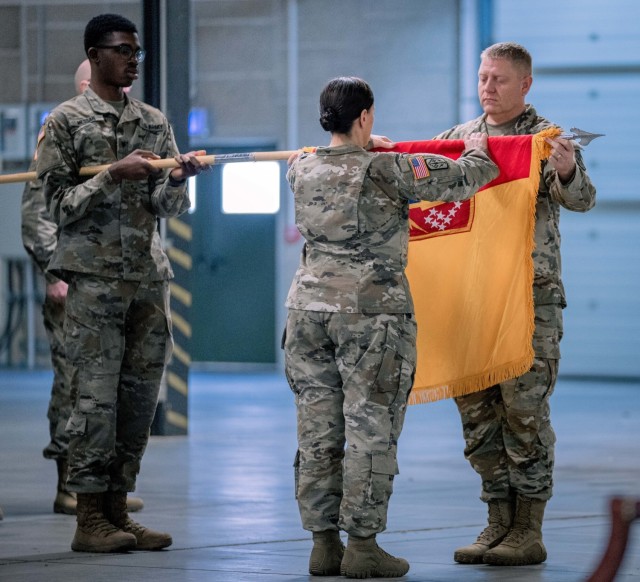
[425,157,450,171]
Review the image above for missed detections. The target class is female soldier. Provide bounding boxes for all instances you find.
[284,76,498,578]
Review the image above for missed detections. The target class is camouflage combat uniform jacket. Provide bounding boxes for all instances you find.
[36,88,190,282]
[286,144,498,314]
[435,105,597,357]
[21,158,61,285]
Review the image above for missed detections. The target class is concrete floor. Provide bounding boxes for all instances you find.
[0,369,639,581]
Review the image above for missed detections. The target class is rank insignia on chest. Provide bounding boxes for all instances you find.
[410,156,430,180]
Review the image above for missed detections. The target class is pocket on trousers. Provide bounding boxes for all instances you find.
[367,450,398,503]
[370,346,401,406]
[538,424,556,447]
[280,325,287,351]
[371,323,416,407]
[293,450,301,500]
[163,283,174,366]
[65,412,87,436]
[64,314,103,369]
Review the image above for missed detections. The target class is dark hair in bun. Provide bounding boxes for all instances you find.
[319,77,374,134]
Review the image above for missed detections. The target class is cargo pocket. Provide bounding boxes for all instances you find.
[371,322,416,407]
[370,346,400,407]
[293,450,301,500]
[64,314,103,370]
[538,424,556,448]
[367,450,398,503]
[65,411,87,436]
[163,287,174,366]
[283,364,299,395]
[280,325,287,351]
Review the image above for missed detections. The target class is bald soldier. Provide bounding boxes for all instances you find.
[74,59,91,94]
[21,58,143,516]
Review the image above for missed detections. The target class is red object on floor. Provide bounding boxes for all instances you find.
[586,497,640,582]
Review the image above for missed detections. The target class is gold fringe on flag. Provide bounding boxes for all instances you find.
[400,129,559,405]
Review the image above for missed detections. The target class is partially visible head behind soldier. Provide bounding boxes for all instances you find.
[74,59,91,94]
[73,56,130,95]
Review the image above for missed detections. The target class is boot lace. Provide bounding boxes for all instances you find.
[374,545,400,562]
[501,498,532,546]
[501,525,530,546]
[121,517,147,536]
[476,502,510,543]
[84,512,121,536]
[477,523,507,544]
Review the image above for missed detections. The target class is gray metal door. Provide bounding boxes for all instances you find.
[190,144,276,364]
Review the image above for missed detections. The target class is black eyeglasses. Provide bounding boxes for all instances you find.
[95,44,146,63]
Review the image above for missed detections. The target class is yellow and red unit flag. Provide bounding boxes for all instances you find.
[386,129,557,404]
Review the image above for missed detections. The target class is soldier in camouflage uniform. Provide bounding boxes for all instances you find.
[21,59,143,517]
[284,76,498,578]
[36,13,209,553]
[434,42,596,567]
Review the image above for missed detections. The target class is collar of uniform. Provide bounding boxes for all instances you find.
[480,104,538,135]
[82,87,142,121]
[514,104,538,133]
[316,144,366,156]
[82,87,119,116]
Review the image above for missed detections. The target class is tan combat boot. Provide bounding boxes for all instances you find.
[71,492,137,552]
[340,535,409,578]
[104,491,172,550]
[453,498,515,564]
[309,530,344,576]
[483,495,547,566]
[54,459,144,514]
[53,459,77,515]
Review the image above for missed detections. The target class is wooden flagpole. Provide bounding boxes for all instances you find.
[0,150,300,186]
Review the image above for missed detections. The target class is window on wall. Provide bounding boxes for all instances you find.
[221,162,280,214]
[187,176,197,213]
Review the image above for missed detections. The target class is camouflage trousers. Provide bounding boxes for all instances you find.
[284,310,416,538]
[41,294,73,461]
[64,275,173,493]
[454,356,559,502]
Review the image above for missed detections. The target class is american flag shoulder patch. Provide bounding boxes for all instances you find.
[33,125,46,161]
[410,156,430,180]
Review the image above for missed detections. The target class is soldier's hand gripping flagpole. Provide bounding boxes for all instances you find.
[0,150,300,186]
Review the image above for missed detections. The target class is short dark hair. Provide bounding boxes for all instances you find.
[319,77,374,135]
[481,42,532,75]
[84,13,138,56]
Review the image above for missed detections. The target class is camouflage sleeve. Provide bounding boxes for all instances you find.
[36,113,119,228]
[544,147,596,212]
[286,151,311,192]
[21,176,61,283]
[149,124,191,218]
[286,161,296,191]
[370,148,498,203]
[20,153,57,275]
